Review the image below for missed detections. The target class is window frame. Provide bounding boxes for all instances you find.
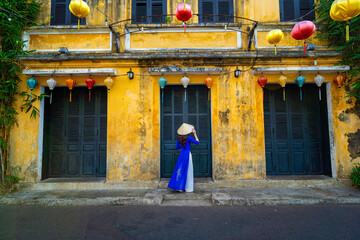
[198,0,234,23]
[279,0,315,22]
[131,0,167,24]
[51,0,86,26]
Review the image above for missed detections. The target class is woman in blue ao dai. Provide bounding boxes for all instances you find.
[168,123,199,192]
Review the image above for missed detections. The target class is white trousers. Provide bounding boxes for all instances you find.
[185,152,194,192]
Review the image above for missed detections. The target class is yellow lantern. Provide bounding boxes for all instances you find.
[278,75,287,101]
[266,29,284,55]
[69,0,90,29]
[330,0,360,41]
[104,76,113,93]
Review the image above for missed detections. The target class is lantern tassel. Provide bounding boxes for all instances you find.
[262,88,264,101]
[70,90,72,103]
[300,88,302,101]
[274,45,277,55]
[162,89,164,103]
[208,89,210,101]
[304,40,306,55]
[89,90,91,102]
[283,87,285,101]
[184,88,187,101]
[78,18,80,30]
[346,22,349,42]
[319,87,322,101]
[50,91,53,104]
[184,22,186,33]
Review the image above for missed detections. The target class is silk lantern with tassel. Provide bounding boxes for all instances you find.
[158,76,167,102]
[66,77,76,102]
[204,76,214,101]
[27,77,38,103]
[46,78,57,104]
[257,76,267,101]
[295,75,306,101]
[314,74,325,101]
[278,75,287,101]
[334,74,345,87]
[266,29,284,55]
[291,21,316,54]
[104,76,113,93]
[175,1,193,33]
[69,0,90,29]
[85,76,95,102]
[181,75,190,101]
[330,0,360,41]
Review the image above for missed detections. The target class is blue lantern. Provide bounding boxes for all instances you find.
[158,77,167,102]
[27,77,38,102]
[295,75,306,101]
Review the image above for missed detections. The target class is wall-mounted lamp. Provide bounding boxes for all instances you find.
[234,67,241,78]
[127,68,134,80]
[59,47,69,54]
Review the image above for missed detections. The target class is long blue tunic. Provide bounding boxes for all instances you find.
[168,136,199,191]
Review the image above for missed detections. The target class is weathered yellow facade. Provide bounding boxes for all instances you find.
[11,0,360,183]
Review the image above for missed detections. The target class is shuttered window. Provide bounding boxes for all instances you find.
[132,0,167,24]
[279,0,315,21]
[199,0,234,23]
[51,0,85,25]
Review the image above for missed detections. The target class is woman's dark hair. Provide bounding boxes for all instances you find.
[178,134,189,147]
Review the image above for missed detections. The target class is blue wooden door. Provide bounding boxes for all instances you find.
[264,84,331,175]
[161,85,212,178]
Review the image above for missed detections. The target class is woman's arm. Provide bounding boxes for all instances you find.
[176,141,181,149]
[192,128,199,142]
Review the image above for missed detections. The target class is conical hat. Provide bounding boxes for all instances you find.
[177,123,194,135]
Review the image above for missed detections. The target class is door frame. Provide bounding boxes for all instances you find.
[262,82,336,178]
[159,84,214,179]
[37,86,108,181]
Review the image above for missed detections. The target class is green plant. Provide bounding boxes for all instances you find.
[3,166,21,186]
[349,163,360,187]
[21,92,49,119]
[0,0,41,182]
[315,0,360,100]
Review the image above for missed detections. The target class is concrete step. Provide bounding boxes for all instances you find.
[161,199,212,206]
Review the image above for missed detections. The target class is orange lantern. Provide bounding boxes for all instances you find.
[334,74,345,87]
[85,76,95,102]
[257,76,267,101]
[66,77,76,102]
[204,76,214,101]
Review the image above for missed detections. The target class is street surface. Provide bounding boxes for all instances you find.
[0,205,359,240]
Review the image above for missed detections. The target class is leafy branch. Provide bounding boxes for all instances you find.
[21,92,49,119]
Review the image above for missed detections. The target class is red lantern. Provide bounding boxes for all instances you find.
[66,77,76,102]
[175,2,193,33]
[334,74,345,87]
[204,76,214,101]
[291,20,316,54]
[257,76,267,101]
[85,76,95,102]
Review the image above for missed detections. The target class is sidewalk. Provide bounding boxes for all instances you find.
[0,178,359,207]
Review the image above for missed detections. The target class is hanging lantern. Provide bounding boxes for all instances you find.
[27,77,38,103]
[266,29,284,55]
[158,77,167,102]
[104,76,113,93]
[291,21,316,54]
[295,75,306,101]
[204,76,214,101]
[278,75,287,101]
[69,0,90,29]
[46,78,57,104]
[334,74,345,87]
[314,74,325,101]
[127,68,134,80]
[181,75,190,101]
[234,67,241,78]
[257,76,267,101]
[66,77,76,102]
[175,1,193,33]
[85,76,95,102]
[330,0,360,41]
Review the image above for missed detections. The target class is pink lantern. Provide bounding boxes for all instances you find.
[175,2,193,33]
[291,21,316,54]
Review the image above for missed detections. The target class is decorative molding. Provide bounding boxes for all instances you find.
[149,66,223,75]
[253,66,350,75]
[22,68,117,76]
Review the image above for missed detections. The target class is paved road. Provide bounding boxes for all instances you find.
[0,205,359,240]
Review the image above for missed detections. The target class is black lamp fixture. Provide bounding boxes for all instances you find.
[127,68,134,80]
[234,67,241,78]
